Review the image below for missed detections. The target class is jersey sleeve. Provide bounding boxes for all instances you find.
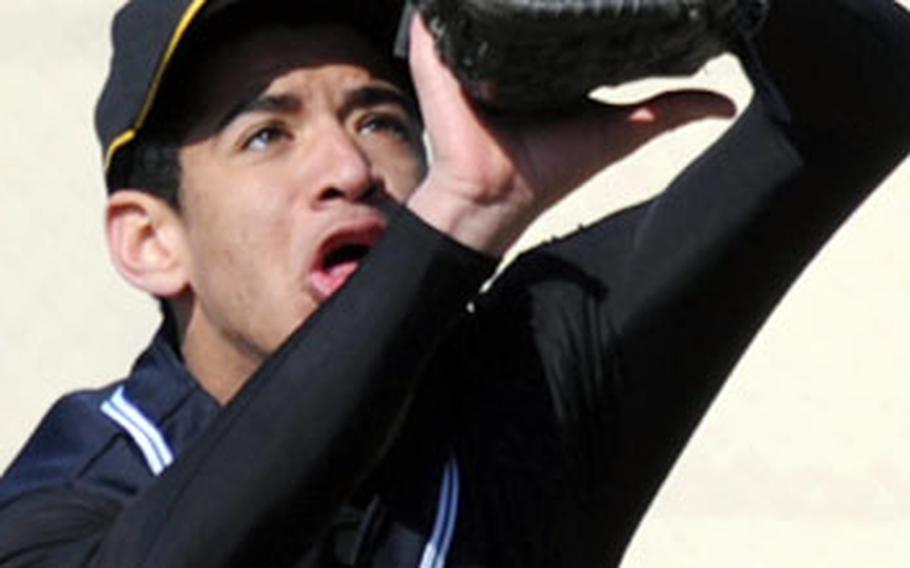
[603,0,910,521]
[0,208,497,568]
[454,0,910,565]
[0,489,119,568]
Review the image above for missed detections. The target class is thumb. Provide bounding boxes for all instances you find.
[576,89,736,167]
[513,90,736,201]
[624,89,737,132]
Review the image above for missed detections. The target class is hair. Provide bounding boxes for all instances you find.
[108,135,182,209]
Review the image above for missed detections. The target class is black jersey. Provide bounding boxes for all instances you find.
[2,0,910,566]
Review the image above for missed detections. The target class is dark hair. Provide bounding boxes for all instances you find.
[108,135,182,209]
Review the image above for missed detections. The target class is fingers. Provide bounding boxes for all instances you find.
[625,89,737,128]
[406,14,515,200]
[581,90,737,167]
[498,90,736,209]
[407,15,482,145]
[407,14,457,103]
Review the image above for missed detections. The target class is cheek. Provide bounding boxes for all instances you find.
[184,196,309,349]
[391,160,426,202]
[367,141,427,202]
[182,178,296,287]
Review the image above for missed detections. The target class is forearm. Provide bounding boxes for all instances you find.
[89,209,496,567]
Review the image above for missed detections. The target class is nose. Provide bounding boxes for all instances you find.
[306,120,378,204]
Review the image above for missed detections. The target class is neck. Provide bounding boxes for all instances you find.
[174,300,262,405]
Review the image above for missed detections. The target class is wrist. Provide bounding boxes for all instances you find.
[405,172,535,256]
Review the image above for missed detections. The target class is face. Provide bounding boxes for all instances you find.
[172,24,426,382]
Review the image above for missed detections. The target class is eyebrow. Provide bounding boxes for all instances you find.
[214,84,421,135]
[217,93,302,133]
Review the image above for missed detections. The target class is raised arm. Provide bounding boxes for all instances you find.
[0,209,496,567]
[453,0,910,564]
[608,0,910,483]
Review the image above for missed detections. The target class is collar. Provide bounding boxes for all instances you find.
[118,323,221,460]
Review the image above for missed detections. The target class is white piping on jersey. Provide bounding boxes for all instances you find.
[100,385,460,563]
[100,386,175,476]
[418,457,461,568]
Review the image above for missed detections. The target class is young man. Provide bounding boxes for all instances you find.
[1,0,908,566]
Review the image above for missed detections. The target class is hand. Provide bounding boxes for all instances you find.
[405,15,737,255]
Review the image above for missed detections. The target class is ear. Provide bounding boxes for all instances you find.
[106,189,189,299]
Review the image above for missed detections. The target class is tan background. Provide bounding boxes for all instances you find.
[1,2,908,565]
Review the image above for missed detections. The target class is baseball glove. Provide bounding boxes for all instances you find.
[398,0,770,110]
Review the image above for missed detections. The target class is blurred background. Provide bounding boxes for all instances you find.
[1,1,908,565]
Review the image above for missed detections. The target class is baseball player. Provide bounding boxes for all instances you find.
[1,0,908,566]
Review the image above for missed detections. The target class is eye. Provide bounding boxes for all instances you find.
[359,114,412,141]
[242,125,290,152]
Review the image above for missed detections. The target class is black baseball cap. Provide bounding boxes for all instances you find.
[95,0,407,190]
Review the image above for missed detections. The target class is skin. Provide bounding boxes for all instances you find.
[174,26,427,399]
[106,16,735,403]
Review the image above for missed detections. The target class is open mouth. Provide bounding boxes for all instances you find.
[310,227,383,301]
[322,243,371,270]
